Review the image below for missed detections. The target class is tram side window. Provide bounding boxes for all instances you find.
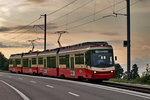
[38,57,43,65]
[51,57,56,68]
[59,56,66,65]
[75,54,84,64]
[47,56,56,68]
[59,55,69,69]
[13,59,17,67]
[23,59,28,67]
[9,59,13,65]
[32,58,36,65]
[16,59,21,65]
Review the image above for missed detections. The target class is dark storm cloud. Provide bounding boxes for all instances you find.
[26,0,48,4]
[0,41,56,49]
[0,42,30,48]
[0,27,11,32]
[0,42,9,48]
[0,23,58,33]
[99,32,120,36]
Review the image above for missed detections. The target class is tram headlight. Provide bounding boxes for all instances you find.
[111,70,113,73]
[94,71,96,74]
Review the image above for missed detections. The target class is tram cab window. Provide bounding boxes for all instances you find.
[91,49,114,68]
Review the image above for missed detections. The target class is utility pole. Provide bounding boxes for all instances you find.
[127,0,131,80]
[41,14,47,51]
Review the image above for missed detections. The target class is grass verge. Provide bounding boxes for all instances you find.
[109,75,150,85]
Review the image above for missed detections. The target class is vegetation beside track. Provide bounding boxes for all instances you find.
[109,75,150,85]
[0,52,9,71]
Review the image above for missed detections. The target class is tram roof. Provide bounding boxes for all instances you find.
[42,41,110,53]
[10,41,111,57]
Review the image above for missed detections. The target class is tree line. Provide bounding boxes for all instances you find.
[115,63,139,80]
[0,52,9,70]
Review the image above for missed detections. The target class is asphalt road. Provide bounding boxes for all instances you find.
[0,72,150,100]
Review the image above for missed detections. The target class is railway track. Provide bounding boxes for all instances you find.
[98,81,150,94]
[5,72,150,94]
[57,77,150,94]
[39,75,150,94]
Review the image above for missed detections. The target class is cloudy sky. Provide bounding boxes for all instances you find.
[0,0,150,74]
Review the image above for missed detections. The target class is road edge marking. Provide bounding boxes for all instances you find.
[2,72,150,99]
[68,92,80,97]
[30,81,36,83]
[0,80,30,100]
[46,85,54,88]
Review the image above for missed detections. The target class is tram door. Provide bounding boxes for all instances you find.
[29,60,31,73]
[70,57,75,77]
[44,59,47,75]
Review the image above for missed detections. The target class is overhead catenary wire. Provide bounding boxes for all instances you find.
[47,0,94,24]
[0,0,141,50]
[6,0,78,41]
[56,0,125,29]
[7,16,42,40]
[59,0,140,30]
[9,17,42,33]
[115,0,140,13]
[10,25,35,39]
[47,0,78,16]
[5,0,140,46]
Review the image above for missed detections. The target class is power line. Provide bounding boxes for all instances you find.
[61,0,140,30]
[56,0,125,29]
[16,0,78,34]
[47,0,78,16]
[8,0,139,41]
[115,0,140,12]
[10,25,35,39]
[47,0,94,24]
[7,16,42,40]
[7,0,78,40]
[9,17,42,33]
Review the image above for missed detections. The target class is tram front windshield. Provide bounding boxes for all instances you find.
[91,49,114,68]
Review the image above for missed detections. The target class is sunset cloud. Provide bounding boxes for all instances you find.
[27,0,48,4]
[0,0,150,75]
[99,32,120,36]
[0,23,58,33]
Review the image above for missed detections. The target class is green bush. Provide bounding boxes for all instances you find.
[0,52,9,71]
[134,75,150,85]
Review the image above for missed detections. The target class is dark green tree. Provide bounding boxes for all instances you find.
[115,63,124,78]
[131,64,139,79]
[0,52,9,70]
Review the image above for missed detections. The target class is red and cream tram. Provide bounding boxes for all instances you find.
[9,42,115,80]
